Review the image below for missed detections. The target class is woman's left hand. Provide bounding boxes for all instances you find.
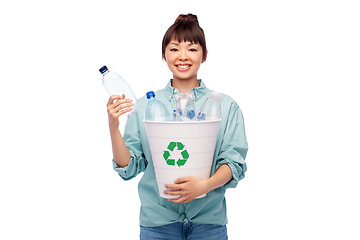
[164,176,210,204]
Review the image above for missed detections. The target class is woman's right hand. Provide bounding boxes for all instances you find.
[107,94,134,128]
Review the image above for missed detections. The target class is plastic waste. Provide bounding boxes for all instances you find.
[99,65,139,116]
[174,93,196,121]
[197,91,222,121]
[144,91,171,121]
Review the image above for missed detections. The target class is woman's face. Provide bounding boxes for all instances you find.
[164,40,205,82]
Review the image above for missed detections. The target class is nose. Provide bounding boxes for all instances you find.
[178,50,188,60]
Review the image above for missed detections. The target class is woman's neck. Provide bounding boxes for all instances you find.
[172,77,200,93]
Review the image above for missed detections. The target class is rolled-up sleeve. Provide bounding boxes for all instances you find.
[112,114,148,180]
[215,102,248,189]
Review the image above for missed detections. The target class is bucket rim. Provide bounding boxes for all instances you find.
[143,119,221,124]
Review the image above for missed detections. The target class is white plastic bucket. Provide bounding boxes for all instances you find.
[144,120,220,199]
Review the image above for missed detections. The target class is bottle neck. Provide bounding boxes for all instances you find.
[103,70,109,75]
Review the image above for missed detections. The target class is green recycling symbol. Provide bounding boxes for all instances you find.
[163,142,189,167]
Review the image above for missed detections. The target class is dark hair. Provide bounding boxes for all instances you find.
[162,14,207,61]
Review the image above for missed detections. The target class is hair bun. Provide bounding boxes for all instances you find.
[175,14,199,25]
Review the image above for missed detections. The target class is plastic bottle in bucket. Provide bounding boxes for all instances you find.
[144,91,171,121]
[198,91,222,121]
[99,65,139,116]
[174,93,196,121]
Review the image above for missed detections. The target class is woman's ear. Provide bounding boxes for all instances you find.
[201,50,208,63]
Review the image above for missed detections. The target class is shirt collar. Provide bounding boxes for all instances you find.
[165,79,208,102]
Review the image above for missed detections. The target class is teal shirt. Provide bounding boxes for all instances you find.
[113,80,248,227]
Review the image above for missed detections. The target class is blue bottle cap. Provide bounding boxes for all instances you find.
[146,91,155,99]
[187,110,195,119]
[99,65,108,74]
[198,113,206,121]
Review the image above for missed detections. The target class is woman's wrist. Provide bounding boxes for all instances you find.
[108,116,120,130]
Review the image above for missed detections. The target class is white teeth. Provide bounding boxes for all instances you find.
[177,65,189,69]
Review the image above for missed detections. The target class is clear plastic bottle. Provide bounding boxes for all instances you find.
[144,91,171,121]
[99,65,139,116]
[174,93,196,121]
[197,91,222,121]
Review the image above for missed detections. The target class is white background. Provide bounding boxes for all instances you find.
[1,0,359,239]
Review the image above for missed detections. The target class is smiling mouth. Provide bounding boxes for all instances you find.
[176,64,192,70]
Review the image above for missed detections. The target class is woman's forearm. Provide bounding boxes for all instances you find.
[206,164,233,191]
[109,125,131,168]
[106,95,133,168]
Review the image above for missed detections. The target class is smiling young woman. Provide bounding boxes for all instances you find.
[107,13,248,240]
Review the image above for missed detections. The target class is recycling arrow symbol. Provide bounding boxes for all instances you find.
[163,141,189,167]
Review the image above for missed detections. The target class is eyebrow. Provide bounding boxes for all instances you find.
[169,41,199,46]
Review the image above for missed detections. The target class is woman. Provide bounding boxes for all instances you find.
[107,14,248,240]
